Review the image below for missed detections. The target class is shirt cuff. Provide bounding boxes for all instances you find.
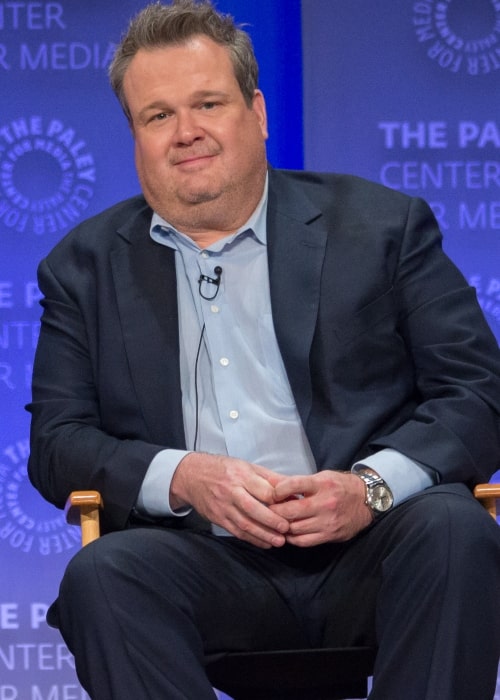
[136,449,193,518]
[352,448,438,506]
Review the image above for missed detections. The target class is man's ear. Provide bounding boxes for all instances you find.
[252,90,269,140]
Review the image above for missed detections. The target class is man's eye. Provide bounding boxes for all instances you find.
[201,102,217,110]
[148,112,171,123]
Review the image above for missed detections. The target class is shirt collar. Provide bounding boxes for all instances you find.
[150,173,268,249]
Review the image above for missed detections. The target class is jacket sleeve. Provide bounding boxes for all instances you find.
[370,196,500,484]
[27,252,168,533]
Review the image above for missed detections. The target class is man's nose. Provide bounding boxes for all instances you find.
[173,110,204,145]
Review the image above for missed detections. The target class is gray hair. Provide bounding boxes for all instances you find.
[109,0,259,120]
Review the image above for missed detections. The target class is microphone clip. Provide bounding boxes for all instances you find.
[198,266,222,301]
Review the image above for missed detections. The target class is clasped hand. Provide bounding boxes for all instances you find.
[170,454,373,549]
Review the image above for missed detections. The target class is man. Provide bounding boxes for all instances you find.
[28,1,500,698]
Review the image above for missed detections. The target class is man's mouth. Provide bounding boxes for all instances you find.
[171,152,217,167]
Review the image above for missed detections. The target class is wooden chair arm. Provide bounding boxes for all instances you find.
[65,490,103,546]
[473,483,500,520]
[65,483,498,548]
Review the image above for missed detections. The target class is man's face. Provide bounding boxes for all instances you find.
[123,36,268,234]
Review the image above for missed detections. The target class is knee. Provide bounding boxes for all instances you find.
[414,484,495,533]
[59,538,104,607]
[400,484,500,571]
[59,531,134,609]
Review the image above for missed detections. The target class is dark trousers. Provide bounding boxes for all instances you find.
[52,484,500,699]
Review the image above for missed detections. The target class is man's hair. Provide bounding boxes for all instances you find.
[109,0,259,119]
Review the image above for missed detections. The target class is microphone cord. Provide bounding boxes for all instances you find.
[193,322,206,451]
[193,265,222,450]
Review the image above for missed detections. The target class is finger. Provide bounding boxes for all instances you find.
[285,532,330,547]
[249,477,279,505]
[269,496,309,521]
[234,486,290,535]
[250,465,289,499]
[286,515,322,536]
[285,514,347,545]
[221,498,288,548]
[227,517,287,549]
[273,475,313,502]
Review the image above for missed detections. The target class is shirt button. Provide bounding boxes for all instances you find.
[201,251,209,259]
[220,357,229,367]
[211,304,219,313]
[229,410,239,420]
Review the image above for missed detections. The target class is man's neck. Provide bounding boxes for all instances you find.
[154,174,268,248]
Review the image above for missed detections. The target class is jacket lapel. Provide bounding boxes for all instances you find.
[267,169,328,428]
[107,173,328,444]
[110,203,186,447]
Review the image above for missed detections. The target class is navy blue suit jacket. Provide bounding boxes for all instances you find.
[28,169,500,532]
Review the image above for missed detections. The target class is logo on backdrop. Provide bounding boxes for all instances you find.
[0,115,96,236]
[0,438,81,555]
[470,274,500,340]
[413,0,500,75]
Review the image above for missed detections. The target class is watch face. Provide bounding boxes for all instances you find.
[371,485,393,513]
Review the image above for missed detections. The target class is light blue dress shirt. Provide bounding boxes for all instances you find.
[137,179,435,525]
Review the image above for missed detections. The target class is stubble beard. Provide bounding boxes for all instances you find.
[147,166,266,235]
[153,181,233,233]
[140,141,268,234]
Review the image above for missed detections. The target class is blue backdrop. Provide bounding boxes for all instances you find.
[1,1,498,698]
[303,2,500,696]
[303,0,500,348]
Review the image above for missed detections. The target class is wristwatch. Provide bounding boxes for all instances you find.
[353,468,394,517]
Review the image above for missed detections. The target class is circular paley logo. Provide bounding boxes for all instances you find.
[0,115,96,236]
[413,0,500,75]
[0,438,81,556]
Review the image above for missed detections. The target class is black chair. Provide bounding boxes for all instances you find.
[205,646,375,699]
[65,485,500,700]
